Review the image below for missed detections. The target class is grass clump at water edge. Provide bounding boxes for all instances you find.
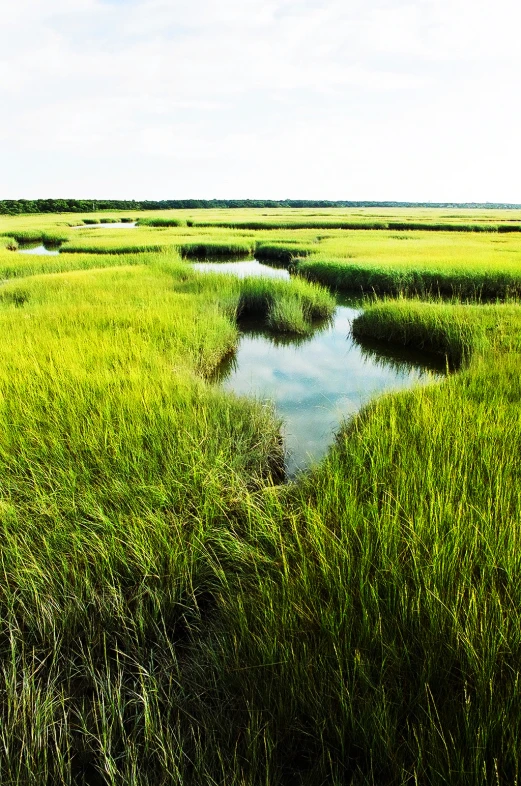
[184,271,335,334]
[179,240,255,258]
[352,297,521,365]
[297,257,521,299]
[137,216,187,227]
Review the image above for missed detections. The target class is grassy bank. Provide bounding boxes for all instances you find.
[179,240,255,258]
[352,298,521,364]
[298,257,521,298]
[0,248,152,279]
[184,270,334,334]
[63,243,169,254]
[193,218,521,232]
[174,298,521,782]
[0,229,68,246]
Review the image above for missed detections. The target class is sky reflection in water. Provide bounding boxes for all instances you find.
[71,222,137,229]
[18,244,60,256]
[203,261,445,477]
[193,259,290,279]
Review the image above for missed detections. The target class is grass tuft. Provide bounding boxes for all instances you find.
[137,217,187,227]
[179,241,255,258]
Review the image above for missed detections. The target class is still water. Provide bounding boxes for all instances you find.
[71,222,137,229]
[193,259,290,280]
[197,260,445,477]
[18,244,60,256]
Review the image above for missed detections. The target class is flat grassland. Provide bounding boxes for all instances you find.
[1,208,521,785]
[6,206,521,297]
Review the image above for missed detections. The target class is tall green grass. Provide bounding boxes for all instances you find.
[237,275,333,332]
[255,242,313,264]
[179,240,255,258]
[0,229,68,246]
[216,351,521,784]
[191,219,521,232]
[62,243,168,254]
[0,236,18,251]
[352,297,521,362]
[0,208,521,783]
[0,249,153,280]
[298,257,521,298]
[180,267,334,334]
[137,217,187,227]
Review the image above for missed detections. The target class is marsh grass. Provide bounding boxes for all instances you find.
[298,257,521,299]
[0,208,521,783]
[0,249,153,279]
[352,297,521,363]
[189,218,521,233]
[498,224,521,232]
[179,240,255,258]
[1,229,68,246]
[62,243,168,254]
[0,236,18,251]
[181,269,335,334]
[0,287,30,306]
[238,276,333,332]
[265,295,309,333]
[137,217,187,227]
[255,243,314,264]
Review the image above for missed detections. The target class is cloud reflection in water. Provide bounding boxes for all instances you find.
[218,303,445,477]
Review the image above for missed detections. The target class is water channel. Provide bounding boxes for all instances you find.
[197,259,445,477]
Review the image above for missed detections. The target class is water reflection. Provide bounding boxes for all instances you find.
[193,259,290,280]
[190,258,445,477]
[18,244,60,256]
[218,302,444,477]
[355,335,448,376]
[71,222,137,229]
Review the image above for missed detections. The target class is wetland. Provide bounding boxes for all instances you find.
[0,206,520,785]
[198,259,445,475]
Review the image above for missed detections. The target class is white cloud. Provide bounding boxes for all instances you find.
[1,0,520,199]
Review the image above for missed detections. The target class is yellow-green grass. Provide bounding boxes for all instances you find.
[0,247,152,280]
[4,205,521,233]
[248,349,521,784]
[0,263,281,782]
[1,209,521,782]
[0,229,68,246]
[352,298,521,364]
[291,231,521,297]
[0,236,18,251]
[11,223,521,301]
[186,298,521,783]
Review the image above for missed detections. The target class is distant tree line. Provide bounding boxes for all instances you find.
[1,199,521,215]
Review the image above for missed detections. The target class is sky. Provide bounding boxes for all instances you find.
[2,0,520,201]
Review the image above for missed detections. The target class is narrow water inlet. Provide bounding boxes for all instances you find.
[196,259,446,477]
